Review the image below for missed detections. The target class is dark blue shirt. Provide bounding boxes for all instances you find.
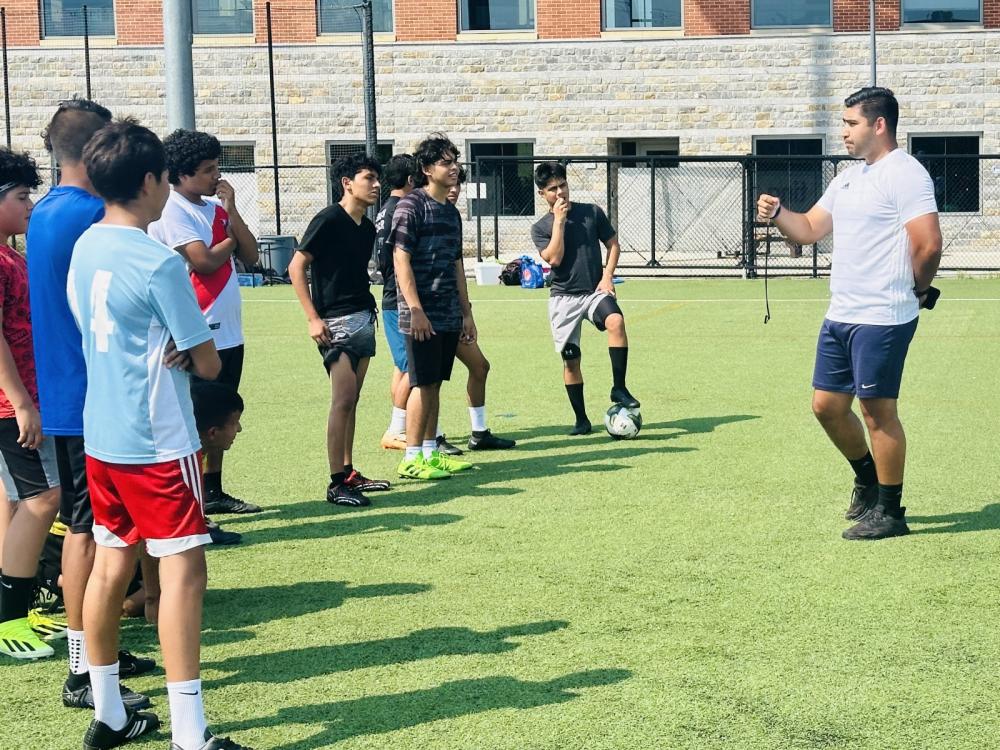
[26,186,104,435]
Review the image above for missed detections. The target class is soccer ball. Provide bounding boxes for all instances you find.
[604,404,642,440]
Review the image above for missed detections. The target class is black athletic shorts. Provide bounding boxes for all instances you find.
[406,331,460,387]
[0,418,60,503]
[193,344,244,391]
[56,435,93,533]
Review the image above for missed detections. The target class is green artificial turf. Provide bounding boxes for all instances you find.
[4,278,1000,749]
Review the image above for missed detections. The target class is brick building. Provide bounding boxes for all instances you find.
[0,0,996,262]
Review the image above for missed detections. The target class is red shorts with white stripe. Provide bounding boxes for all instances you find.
[85,453,211,558]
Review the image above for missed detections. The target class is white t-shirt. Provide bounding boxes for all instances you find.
[816,148,938,326]
[149,190,244,349]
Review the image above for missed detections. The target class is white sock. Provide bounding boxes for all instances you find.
[469,406,487,433]
[404,446,421,461]
[167,679,209,750]
[389,407,407,435]
[90,661,126,730]
[67,628,88,676]
[436,423,444,438]
[422,439,437,458]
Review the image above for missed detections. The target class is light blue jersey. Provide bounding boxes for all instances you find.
[68,224,214,465]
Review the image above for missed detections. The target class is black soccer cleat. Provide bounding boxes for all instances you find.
[63,679,151,710]
[845,482,878,521]
[609,387,640,409]
[326,482,371,508]
[117,649,156,677]
[203,491,262,515]
[171,730,255,750]
[467,429,516,451]
[569,419,592,436]
[435,435,465,456]
[83,708,160,749]
[207,519,242,546]
[344,469,391,492]
[842,507,910,541]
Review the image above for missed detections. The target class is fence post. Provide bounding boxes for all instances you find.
[83,5,91,98]
[492,168,499,261]
[812,243,818,278]
[647,158,661,267]
[265,2,281,234]
[1,8,10,149]
[743,158,757,279]
[474,159,482,262]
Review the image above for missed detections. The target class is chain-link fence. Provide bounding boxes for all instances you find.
[471,155,1000,276]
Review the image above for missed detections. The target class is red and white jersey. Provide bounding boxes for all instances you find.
[149,190,244,350]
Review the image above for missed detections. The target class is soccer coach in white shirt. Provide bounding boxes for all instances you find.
[757,87,942,541]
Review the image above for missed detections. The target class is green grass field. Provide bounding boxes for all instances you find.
[5,278,1000,750]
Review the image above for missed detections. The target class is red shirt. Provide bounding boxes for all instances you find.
[0,243,38,418]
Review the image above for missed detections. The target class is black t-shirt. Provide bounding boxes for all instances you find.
[374,195,401,311]
[530,203,616,296]
[298,203,377,318]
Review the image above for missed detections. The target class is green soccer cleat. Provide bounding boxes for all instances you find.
[0,616,55,660]
[426,450,473,473]
[397,454,451,480]
[28,607,68,641]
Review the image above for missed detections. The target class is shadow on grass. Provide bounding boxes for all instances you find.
[201,620,569,690]
[236,511,464,548]
[909,503,1000,535]
[214,668,632,750]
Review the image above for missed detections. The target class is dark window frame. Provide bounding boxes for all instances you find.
[752,136,825,215]
[41,0,115,37]
[602,0,682,30]
[751,0,833,28]
[318,0,394,34]
[467,141,535,218]
[459,0,536,31]
[192,0,255,35]
[910,134,981,214]
[902,1,982,24]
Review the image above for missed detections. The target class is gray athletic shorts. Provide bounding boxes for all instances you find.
[319,310,377,374]
[548,291,611,353]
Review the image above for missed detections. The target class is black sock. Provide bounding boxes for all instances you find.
[0,574,36,623]
[609,347,628,390]
[848,452,877,487]
[65,672,89,689]
[344,464,354,476]
[330,472,347,488]
[565,383,588,423]
[203,471,222,496]
[877,483,903,513]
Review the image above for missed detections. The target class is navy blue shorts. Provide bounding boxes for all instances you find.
[382,309,408,372]
[812,317,918,400]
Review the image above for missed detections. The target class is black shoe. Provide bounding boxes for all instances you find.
[845,481,878,521]
[326,482,371,508]
[609,386,640,409]
[63,679,151,710]
[207,519,242,546]
[344,469,391,492]
[203,491,262,515]
[436,435,465,456]
[83,708,160,749]
[467,429,516,451]
[117,649,156,677]
[842,506,910,541]
[171,730,255,750]
[569,420,592,436]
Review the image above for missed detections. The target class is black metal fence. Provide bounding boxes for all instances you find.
[470,154,1000,276]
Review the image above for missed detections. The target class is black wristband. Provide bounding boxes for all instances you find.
[772,204,782,220]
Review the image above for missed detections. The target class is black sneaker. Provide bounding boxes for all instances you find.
[845,482,878,520]
[63,679,151,710]
[609,386,640,409]
[171,730,254,750]
[436,435,465,456]
[467,429,517,451]
[569,419,592,436]
[344,469,391,492]
[203,491,262,515]
[326,482,371,508]
[207,519,242,546]
[118,649,156,677]
[842,506,910,541]
[83,708,160,749]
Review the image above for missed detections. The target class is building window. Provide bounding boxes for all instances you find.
[319,0,393,33]
[468,142,534,217]
[193,0,254,34]
[752,0,831,27]
[220,143,256,173]
[903,1,981,23]
[616,137,680,167]
[911,135,979,213]
[326,142,393,204]
[41,0,115,37]
[603,0,680,28]
[460,0,535,31]
[753,138,824,214]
